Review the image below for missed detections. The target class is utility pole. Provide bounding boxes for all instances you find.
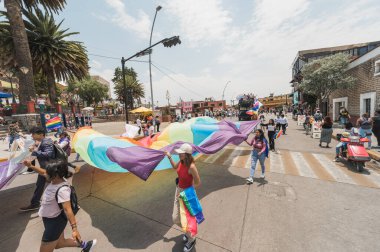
[121,35,181,123]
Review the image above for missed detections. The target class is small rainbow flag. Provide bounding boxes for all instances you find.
[46,116,62,131]
[274,129,283,139]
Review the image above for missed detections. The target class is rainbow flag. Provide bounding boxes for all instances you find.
[46,116,62,131]
[274,129,283,139]
[179,198,198,237]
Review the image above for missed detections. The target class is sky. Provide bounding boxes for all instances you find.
[2,0,380,106]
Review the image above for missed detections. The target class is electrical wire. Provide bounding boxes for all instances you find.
[0,33,149,63]
[150,62,204,98]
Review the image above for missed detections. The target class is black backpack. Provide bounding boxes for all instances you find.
[361,118,371,129]
[54,143,68,162]
[55,184,80,218]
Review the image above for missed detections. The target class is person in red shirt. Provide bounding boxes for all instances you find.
[166,143,201,252]
[245,129,268,184]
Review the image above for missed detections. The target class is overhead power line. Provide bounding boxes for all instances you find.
[150,62,204,98]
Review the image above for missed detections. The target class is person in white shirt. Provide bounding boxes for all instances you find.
[147,122,154,137]
[22,160,96,252]
[279,114,288,134]
[136,118,142,135]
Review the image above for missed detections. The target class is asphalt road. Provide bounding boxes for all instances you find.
[1,116,380,251]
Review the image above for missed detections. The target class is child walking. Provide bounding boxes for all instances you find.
[245,129,268,184]
[262,119,276,152]
[23,160,96,252]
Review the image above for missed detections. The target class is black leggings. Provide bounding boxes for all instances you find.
[281,124,287,134]
[268,131,275,150]
[373,128,380,146]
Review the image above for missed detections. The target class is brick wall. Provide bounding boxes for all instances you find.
[329,55,380,122]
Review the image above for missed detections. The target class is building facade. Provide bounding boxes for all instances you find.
[91,75,112,98]
[259,93,292,109]
[290,41,380,114]
[329,46,380,122]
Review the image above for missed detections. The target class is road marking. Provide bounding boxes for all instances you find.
[203,149,228,163]
[214,149,235,165]
[290,151,317,178]
[281,150,299,176]
[313,154,354,184]
[364,168,380,187]
[223,149,244,166]
[269,151,285,174]
[302,152,335,181]
[324,155,379,188]
[231,150,251,168]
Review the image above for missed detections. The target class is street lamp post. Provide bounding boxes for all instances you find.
[121,35,181,123]
[222,81,231,102]
[149,5,162,113]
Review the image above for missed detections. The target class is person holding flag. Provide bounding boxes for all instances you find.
[245,129,269,184]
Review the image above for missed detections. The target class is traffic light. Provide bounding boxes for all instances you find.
[162,36,181,48]
[136,49,152,57]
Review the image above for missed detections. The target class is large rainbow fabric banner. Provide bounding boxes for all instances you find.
[0,138,35,190]
[46,116,62,131]
[73,117,260,181]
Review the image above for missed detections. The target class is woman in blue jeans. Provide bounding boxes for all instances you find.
[245,129,268,184]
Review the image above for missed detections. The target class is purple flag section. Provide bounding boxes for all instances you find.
[106,120,260,181]
[0,161,24,190]
[107,146,166,181]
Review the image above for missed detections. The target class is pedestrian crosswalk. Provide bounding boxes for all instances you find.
[195,145,380,189]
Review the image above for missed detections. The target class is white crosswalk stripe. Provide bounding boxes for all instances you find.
[198,145,380,188]
[312,153,356,184]
[269,151,285,174]
[290,152,317,179]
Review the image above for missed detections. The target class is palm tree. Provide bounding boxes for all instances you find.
[2,0,66,105]
[0,8,89,105]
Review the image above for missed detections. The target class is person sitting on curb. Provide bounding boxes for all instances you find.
[356,113,372,149]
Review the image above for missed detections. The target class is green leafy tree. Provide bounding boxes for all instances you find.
[68,77,108,108]
[33,71,62,97]
[1,0,66,104]
[0,7,88,105]
[112,67,144,109]
[300,53,356,109]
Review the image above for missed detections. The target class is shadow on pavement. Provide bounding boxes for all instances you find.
[72,157,247,250]
[0,184,41,252]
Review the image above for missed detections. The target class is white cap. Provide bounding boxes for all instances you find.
[175,143,193,154]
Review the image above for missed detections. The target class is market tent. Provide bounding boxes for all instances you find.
[82,107,94,111]
[130,107,152,114]
[0,92,12,98]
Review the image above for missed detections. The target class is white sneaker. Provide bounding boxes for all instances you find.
[246,177,253,184]
[260,173,265,179]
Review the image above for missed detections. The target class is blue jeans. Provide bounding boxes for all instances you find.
[250,149,266,177]
[340,117,348,125]
[359,128,372,148]
[336,142,347,155]
[9,135,19,148]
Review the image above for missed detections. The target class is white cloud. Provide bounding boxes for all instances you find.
[215,0,380,97]
[103,0,151,39]
[164,0,233,46]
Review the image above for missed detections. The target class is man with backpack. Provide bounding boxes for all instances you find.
[20,126,55,212]
[357,113,373,149]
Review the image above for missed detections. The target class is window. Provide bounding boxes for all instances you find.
[365,98,371,114]
[375,60,380,77]
[219,103,223,107]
